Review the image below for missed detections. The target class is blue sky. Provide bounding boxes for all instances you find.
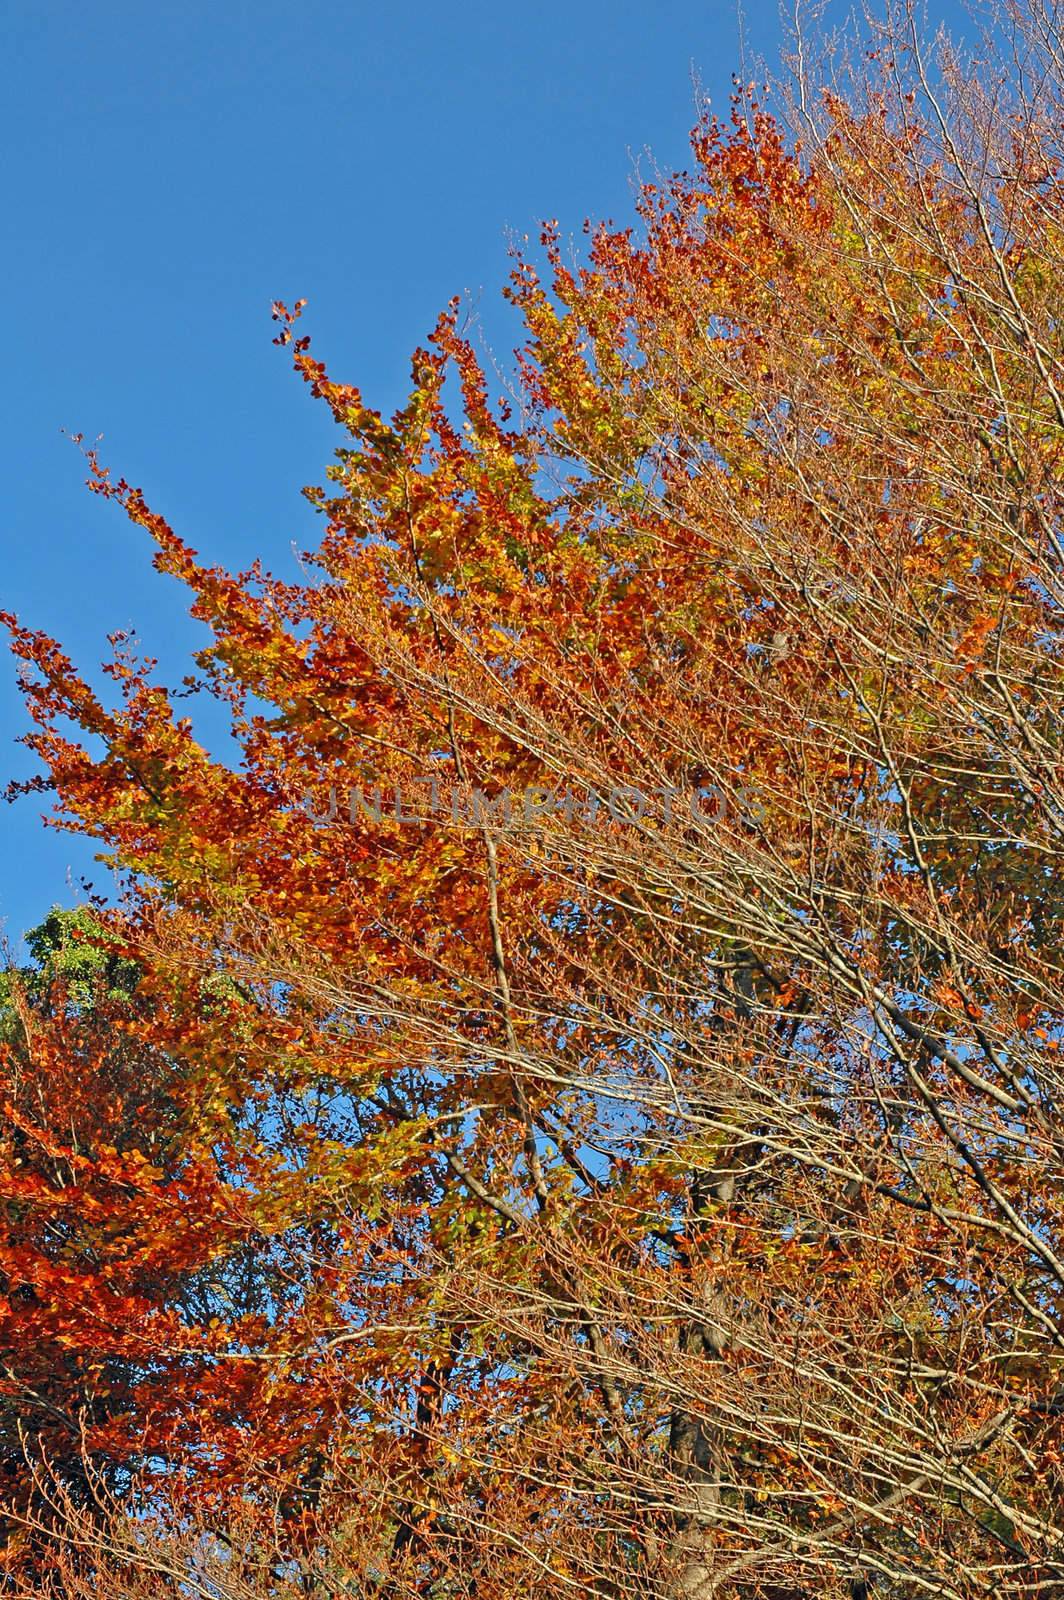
[1,0,970,952]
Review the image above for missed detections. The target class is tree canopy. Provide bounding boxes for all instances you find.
[4,4,1064,1596]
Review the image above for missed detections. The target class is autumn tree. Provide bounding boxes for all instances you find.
[0,906,324,1581]
[4,2,1064,1595]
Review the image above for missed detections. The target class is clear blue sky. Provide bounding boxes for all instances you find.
[1,0,970,952]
